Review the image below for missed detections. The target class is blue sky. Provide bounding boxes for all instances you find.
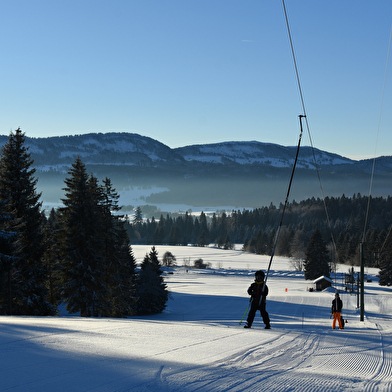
[0,1,391,159]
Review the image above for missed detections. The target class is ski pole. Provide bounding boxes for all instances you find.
[239,300,251,325]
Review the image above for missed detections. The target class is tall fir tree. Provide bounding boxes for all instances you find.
[0,128,55,315]
[109,228,138,317]
[0,199,17,314]
[378,228,392,286]
[42,208,62,306]
[100,177,137,317]
[135,246,168,315]
[59,157,107,317]
[133,206,143,225]
[304,228,330,280]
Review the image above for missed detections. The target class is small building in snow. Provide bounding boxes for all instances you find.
[313,276,333,291]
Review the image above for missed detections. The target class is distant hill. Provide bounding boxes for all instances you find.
[1,133,184,167]
[175,141,354,168]
[0,132,390,210]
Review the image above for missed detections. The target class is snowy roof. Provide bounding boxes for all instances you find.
[313,275,333,284]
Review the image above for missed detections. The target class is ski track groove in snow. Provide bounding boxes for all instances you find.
[161,324,392,392]
[147,330,247,360]
[363,324,392,392]
[159,331,359,392]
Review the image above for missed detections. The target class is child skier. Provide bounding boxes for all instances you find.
[331,292,343,329]
[244,270,271,329]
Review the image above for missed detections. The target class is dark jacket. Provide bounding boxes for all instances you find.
[331,297,343,313]
[248,281,269,304]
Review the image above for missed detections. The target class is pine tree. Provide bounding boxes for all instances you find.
[154,215,166,244]
[210,213,218,244]
[276,226,293,256]
[0,200,17,314]
[168,224,180,245]
[148,246,161,272]
[100,178,137,317]
[290,229,309,261]
[133,206,143,225]
[42,208,62,306]
[304,228,330,280]
[197,230,208,247]
[109,231,138,317]
[0,128,55,315]
[379,228,392,286]
[199,211,209,242]
[59,157,107,317]
[183,211,193,245]
[135,246,168,315]
[224,235,233,250]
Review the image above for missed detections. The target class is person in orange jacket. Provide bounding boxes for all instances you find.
[244,270,271,329]
[331,292,343,329]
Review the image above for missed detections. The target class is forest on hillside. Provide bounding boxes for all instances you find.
[126,193,392,270]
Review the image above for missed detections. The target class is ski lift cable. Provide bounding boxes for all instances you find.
[282,0,306,117]
[379,225,392,255]
[281,0,338,269]
[363,16,392,244]
[262,115,304,296]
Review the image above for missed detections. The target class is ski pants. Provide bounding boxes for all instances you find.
[332,312,343,329]
[247,300,270,327]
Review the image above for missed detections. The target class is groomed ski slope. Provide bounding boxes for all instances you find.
[1,245,392,392]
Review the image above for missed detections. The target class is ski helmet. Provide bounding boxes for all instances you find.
[255,270,265,280]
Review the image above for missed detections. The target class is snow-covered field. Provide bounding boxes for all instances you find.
[1,245,392,392]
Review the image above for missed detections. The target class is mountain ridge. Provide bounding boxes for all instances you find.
[0,131,384,170]
[0,132,390,208]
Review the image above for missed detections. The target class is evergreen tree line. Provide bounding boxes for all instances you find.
[126,193,392,285]
[127,194,392,265]
[0,129,168,316]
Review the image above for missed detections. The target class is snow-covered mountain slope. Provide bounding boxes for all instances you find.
[0,132,389,172]
[4,132,185,166]
[174,141,353,169]
[0,132,361,169]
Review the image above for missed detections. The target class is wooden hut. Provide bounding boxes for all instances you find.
[313,276,333,291]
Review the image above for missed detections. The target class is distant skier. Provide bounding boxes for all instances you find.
[244,270,271,329]
[331,292,343,329]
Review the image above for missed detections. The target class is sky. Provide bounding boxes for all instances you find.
[0,1,392,160]
[1,245,391,391]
